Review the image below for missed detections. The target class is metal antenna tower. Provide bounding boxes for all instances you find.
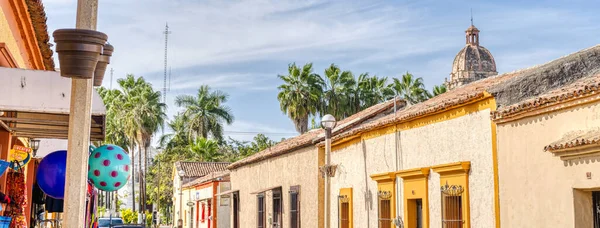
[168,67,172,92]
[163,23,171,103]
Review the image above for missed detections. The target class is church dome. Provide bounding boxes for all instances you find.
[446,24,498,90]
[451,44,497,73]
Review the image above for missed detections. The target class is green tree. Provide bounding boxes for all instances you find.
[390,72,430,105]
[250,134,276,151]
[175,86,234,142]
[432,84,447,96]
[189,137,222,162]
[356,74,394,109]
[322,64,355,119]
[277,63,324,134]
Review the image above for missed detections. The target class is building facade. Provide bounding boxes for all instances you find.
[173,162,230,228]
[492,45,600,227]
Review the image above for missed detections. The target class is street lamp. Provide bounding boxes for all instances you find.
[30,139,40,157]
[321,114,337,228]
[178,170,185,228]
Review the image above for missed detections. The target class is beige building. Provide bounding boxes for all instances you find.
[173,162,230,228]
[492,45,600,227]
[322,33,600,228]
[226,100,404,228]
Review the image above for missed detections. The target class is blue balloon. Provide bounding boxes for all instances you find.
[36,150,67,199]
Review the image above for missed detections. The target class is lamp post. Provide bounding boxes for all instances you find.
[321,114,337,228]
[30,139,40,157]
[178,170,185,228]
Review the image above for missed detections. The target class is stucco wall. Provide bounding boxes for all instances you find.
[329,108,495,228]
[230,146,321,228]
[217,182,231,228]
[0,2,29,68]
[329,133,398,228]
[497,100,600,227]
[173,176,196,228]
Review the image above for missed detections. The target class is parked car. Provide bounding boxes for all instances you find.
[112,225,145,228]
[98,217,124,228]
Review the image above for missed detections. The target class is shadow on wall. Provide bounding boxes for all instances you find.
[564,156,600,167]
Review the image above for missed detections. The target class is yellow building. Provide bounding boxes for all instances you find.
[492,45,600,227]
[172,162,230,228]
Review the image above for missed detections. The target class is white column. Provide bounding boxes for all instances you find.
[63,0,97,226]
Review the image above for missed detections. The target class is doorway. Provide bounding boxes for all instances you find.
[594,191,600,228]
[273,189,282,228]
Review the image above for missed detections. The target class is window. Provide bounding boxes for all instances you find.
[433,161,471,228]
[233,192,240,228]
[378,194,392,228]
[441,184,464,228]
[257,194,266,228]
[370,172,395,228]
[290,186,300,228]
[339,188,353,228]
[273,189,283,228]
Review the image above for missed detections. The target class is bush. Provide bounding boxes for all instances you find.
[145,211,152,227]
[120,209,137,224]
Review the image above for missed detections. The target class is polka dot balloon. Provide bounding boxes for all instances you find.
[88,144,131,192]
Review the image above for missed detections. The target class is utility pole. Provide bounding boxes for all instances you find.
[63,0,98,226]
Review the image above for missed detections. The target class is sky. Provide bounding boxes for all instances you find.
[42,0,600,142]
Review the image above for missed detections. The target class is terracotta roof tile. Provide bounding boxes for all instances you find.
[328,44,600,141]
[492,74,600,120]
[183,170,230,188]
[227,129,321,170]
[228,99,406,170]
[544,128,600,152]
[175,161,230,177]
[25,0,55,70]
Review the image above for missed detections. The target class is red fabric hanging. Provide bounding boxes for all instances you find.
[6,171,27,228]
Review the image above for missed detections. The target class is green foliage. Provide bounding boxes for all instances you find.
[433,84,447,96]
[175,85,234,142]
[120,209,137,224]
[145,211,152,227]
[277,62,324,133]
[277,64,434,133]
[389,72,431,104]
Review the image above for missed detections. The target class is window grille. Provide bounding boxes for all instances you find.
[340,196,350,228]
[378,191,392,228]
[441,183,464,228]
[257,194,265,228]
[233,192,240,228]
[290,186,301,228]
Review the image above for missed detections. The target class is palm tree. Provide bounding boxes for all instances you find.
[358,74,394,109]
[189,137,222,162]
[158,114,190,150]
[115,74,165,214]
[175,85,234,142]
[432,84,447,96]
[277,63,324,134]
[390,72,430,105]
[322,64,355,119]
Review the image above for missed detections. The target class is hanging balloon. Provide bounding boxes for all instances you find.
[88,145,130,192]
[36,150,67,199]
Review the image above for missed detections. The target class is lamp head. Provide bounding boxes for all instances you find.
[320,114,337,130]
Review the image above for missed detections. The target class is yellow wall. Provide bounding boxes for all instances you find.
[339,188,353,228]
[496,95,600,227]
[396,168,430,228]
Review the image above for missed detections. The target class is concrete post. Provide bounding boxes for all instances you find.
[324,128,332,228]
[62,0,97,226]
